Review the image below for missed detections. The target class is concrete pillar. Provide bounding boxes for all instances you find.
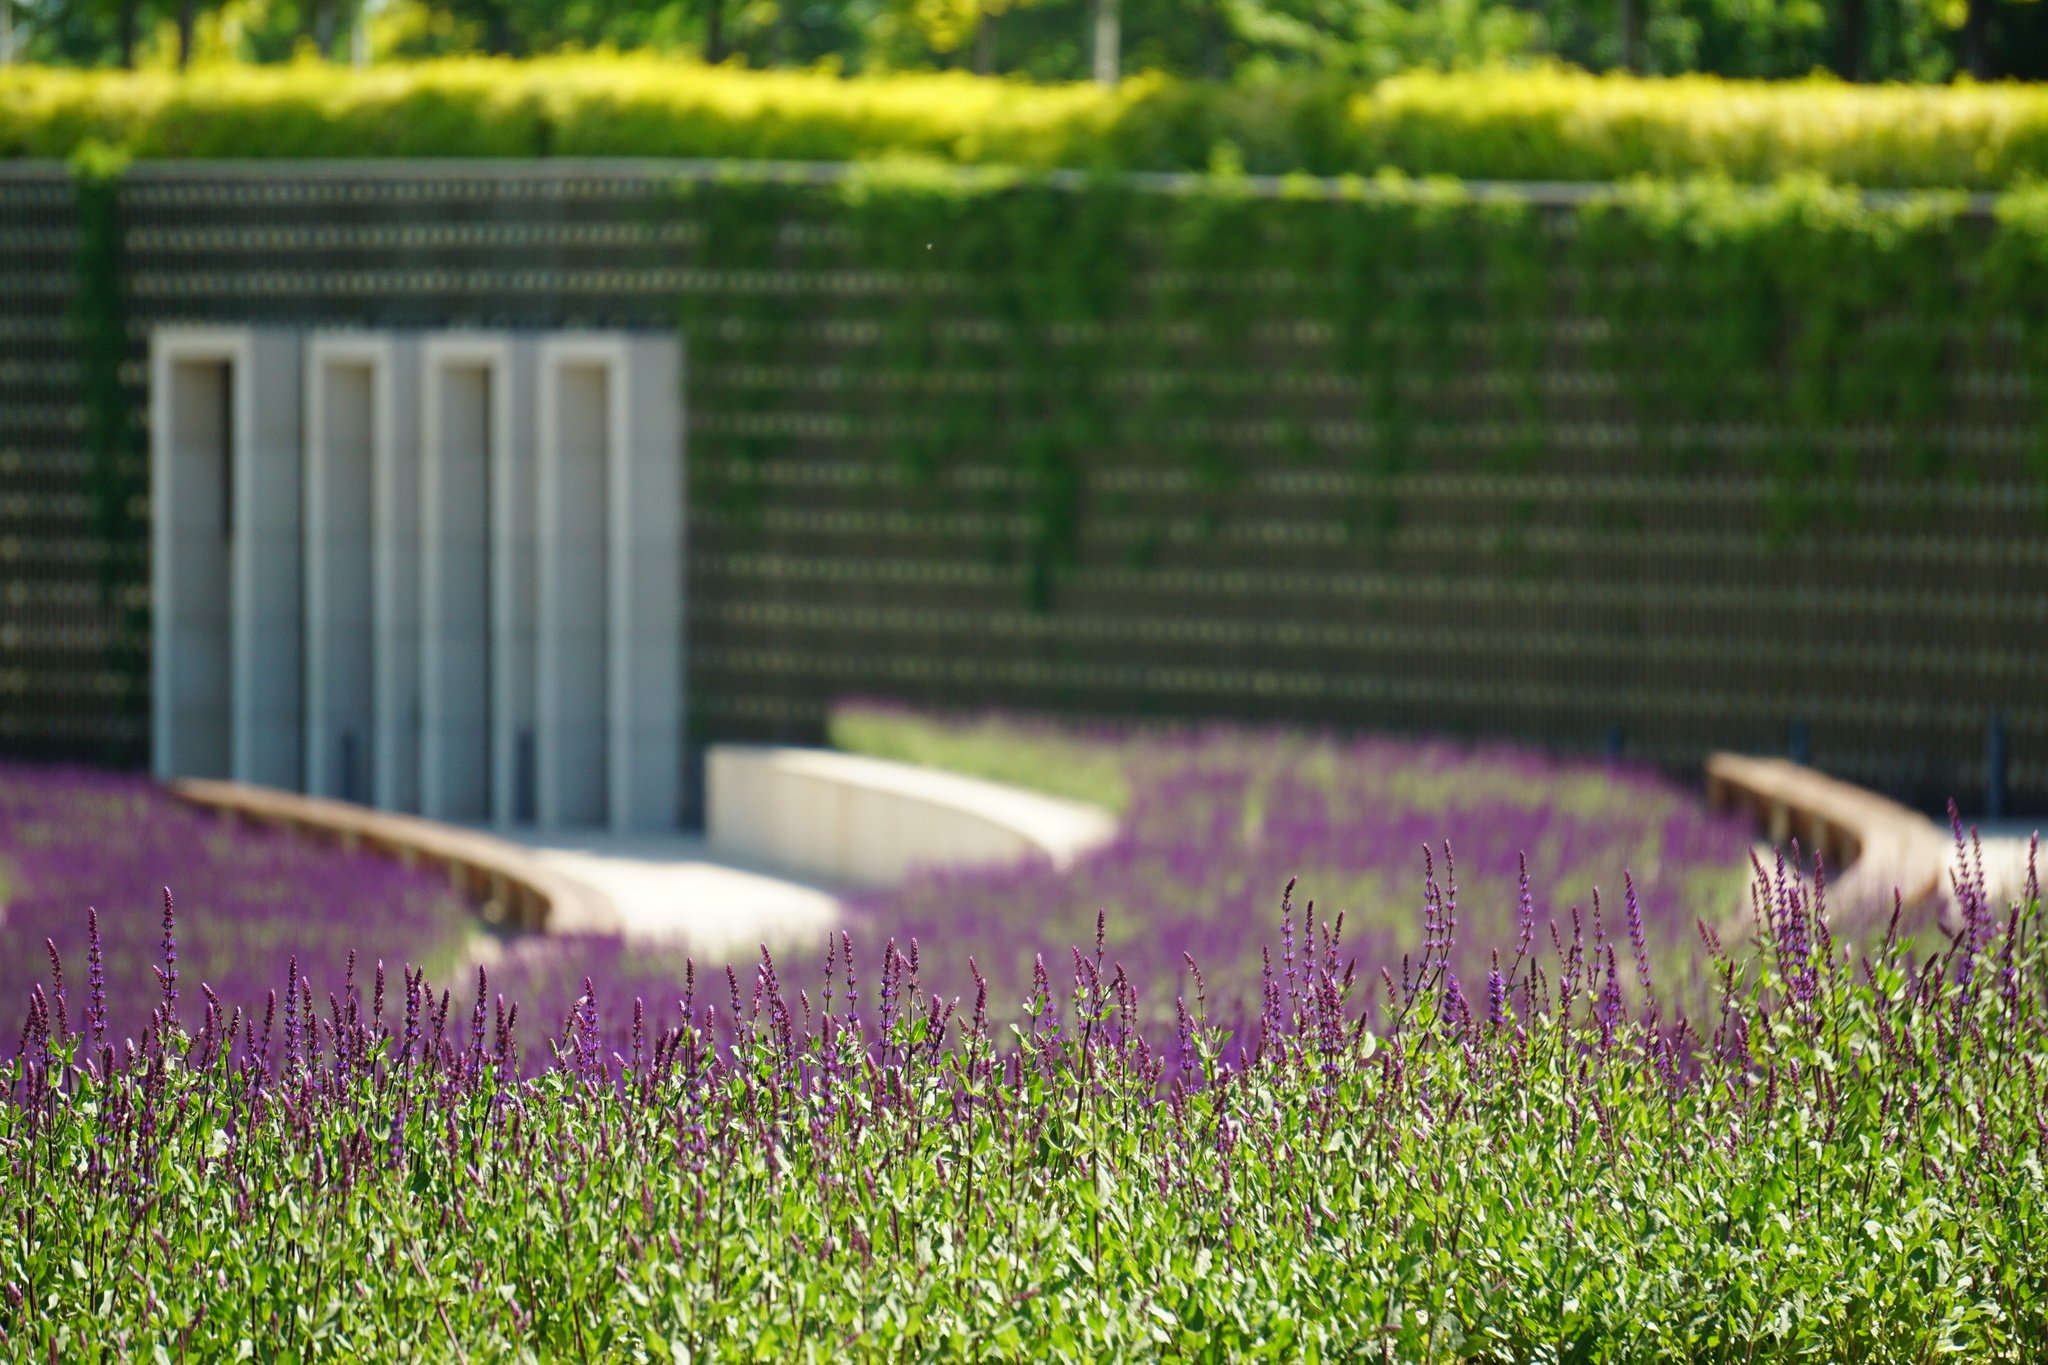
[232,329,304,791]
[537,333,684,832]
[151,329,239,781]
[420,336,519,824]
[304,333,405,805]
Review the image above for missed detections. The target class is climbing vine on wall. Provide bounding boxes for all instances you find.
[673,164,2048,608]
[71,142,134,585]
[68,141,150,742]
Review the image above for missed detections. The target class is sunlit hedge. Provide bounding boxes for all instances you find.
[6,58,2048,187]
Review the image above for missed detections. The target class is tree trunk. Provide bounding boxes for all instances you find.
[177,0,196,68]
[1202,0,1226,79]
[704,0,723,63]
[1091,0,1119,86]
[1616,0,1639,72]
[1962,0,1992,79]
[972,4,994,75]
[1835,0,1865,80]
[117,0,139,67]
[484,1,510,56]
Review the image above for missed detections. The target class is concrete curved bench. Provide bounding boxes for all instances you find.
[1705,753,1954,925]
[167,778,618,935]
[706,745,1119,889]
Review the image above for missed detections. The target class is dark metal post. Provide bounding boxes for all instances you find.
[1987,712,2007,824]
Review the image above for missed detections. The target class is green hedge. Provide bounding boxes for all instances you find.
[10,59,2048,188]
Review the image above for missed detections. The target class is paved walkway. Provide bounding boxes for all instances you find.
[493,830,843,954]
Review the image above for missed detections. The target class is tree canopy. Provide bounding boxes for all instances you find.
[1,0,2042,90]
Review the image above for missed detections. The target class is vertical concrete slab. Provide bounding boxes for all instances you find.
[150,330,238,781]
[491,340,539,829]
[537,338,618,829]
[231,329,303,791]
[372,334,423,814]
[623,333,685,831]
[420,336,508,823]
[304,334,386,803]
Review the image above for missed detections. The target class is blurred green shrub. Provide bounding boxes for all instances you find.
[7,57,2048,188]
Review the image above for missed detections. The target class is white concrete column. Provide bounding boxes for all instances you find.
[491,340,539,829]
[537,337,620,830]
[151,329,241,781]
[371,335,423,813]
[231,329,304,791]
[304,334,390,804]
[538,332,685,833]
[420,335,514,824]
[622,333,685,831]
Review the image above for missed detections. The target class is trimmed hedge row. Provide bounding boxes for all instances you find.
[7,59,2048,188]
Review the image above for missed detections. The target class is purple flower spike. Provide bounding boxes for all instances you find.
[159,886,178,1022]
[84,907,107,1051]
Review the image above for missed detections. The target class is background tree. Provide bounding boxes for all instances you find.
[8,0,2044,84]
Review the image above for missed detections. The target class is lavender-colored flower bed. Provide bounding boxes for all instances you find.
[495,712,1756,1050]
[840,717,1753,1026]
[0,763,473,1045]
[1,715,1756,1060]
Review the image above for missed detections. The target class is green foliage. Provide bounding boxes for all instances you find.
[4,870,2046,1358]
[672,162,2048,604]
[12,0,2048,82]
[68,140,130,567]
[66,139,150,721]
[11,60,2048,188]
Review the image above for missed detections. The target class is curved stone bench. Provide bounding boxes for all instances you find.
[1705,752,1954,925]
[705,745,1119,889]
[167,778,618,935]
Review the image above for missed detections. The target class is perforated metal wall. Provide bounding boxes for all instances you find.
[1,162,2042,812]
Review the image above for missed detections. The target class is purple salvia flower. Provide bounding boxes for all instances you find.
[158,886,178,1021]
[2027,831,2040,909]
[1442,842,1459,964]
[1443,971,1470,1032]
[401,967,422,1068]
[1280,877,1298,1032]
[85,907,107,1051]
[282,956,301,1079]
[468,967,489,1085]
[1598,945,1623,1049]
[43,939,67,1043]
[1486,968,1507,1029]
[1624,872,1652,996]
[1515,853,1534,961]
[576,978,601,1083]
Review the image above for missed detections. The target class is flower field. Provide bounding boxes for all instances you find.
[823,705,1759,1036]
[2,712,1762,1074]
[3,842,2043,1358]
[0,762,474,1048]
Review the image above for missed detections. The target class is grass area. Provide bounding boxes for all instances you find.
[4,853,2043,1359]
[829,700,1133,812]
